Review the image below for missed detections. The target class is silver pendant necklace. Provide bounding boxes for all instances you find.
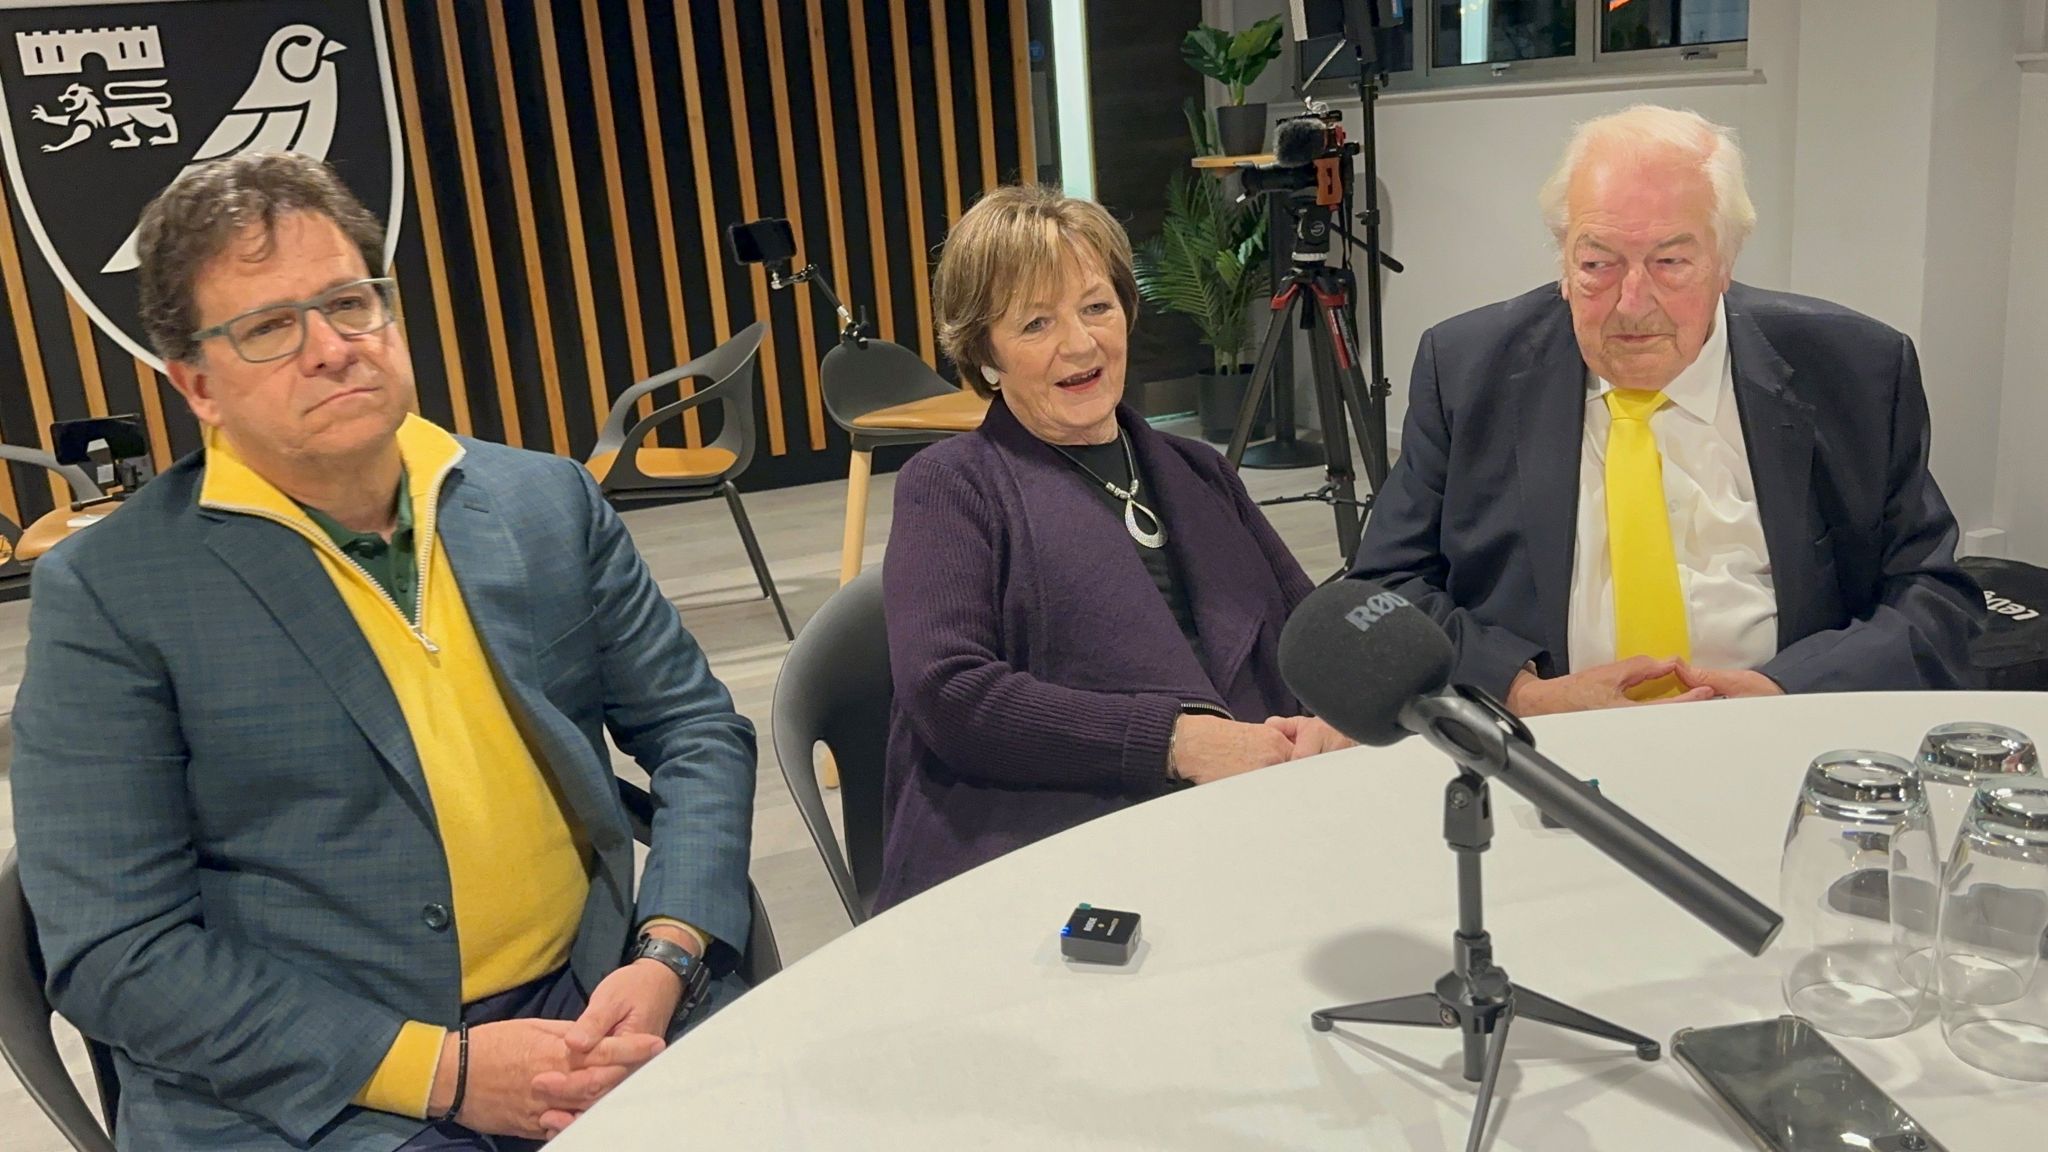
[1053,432,1167,549]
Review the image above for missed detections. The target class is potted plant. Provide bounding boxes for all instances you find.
[1182,15,1285,156]
[1133,172,1272,444]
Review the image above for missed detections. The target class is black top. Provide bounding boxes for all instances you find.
[1064,438,1204,659]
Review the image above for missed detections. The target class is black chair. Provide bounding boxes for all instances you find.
[586,322,792,640]
[771,567,890,924]
[2,789,779,1150]
[821,339,987,586]
[0,445,105,602]
[1,849,116,1152]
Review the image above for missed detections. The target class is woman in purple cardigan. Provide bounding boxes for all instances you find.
[875,186,1354,910]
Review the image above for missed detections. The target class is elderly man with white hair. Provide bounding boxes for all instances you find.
[1349,104,1981,714]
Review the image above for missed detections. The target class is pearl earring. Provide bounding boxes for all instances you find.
[981,365,1001,389]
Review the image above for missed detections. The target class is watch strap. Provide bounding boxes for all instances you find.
[633,933,713,1026]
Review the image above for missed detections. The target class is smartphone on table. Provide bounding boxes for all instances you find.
[1670,1016,1946,1152]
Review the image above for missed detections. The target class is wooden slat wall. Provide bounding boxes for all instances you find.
[384,0,472,435]
[0,0,1042,525]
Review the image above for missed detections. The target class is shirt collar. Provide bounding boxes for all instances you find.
[299,469,413,549]
[1588,297,1731,424]
[200,412,463,529]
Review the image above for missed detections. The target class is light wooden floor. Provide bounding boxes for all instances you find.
[0,429,1368,1149]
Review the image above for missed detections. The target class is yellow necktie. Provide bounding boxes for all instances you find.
[1604,388,1688,700]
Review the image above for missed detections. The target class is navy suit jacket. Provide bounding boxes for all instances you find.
[9,435,756,1150]
[1351,282,1982,698]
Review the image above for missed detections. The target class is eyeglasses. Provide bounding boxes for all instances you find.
[191,277,400,364]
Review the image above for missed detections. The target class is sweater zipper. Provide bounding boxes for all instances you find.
[408,451,461,649]
[203,502,440,653]
[201,451,464,655]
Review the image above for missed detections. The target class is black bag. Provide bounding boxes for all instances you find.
[1959,557,2048,690]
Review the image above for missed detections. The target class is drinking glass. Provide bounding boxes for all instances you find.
[1779,750,1940,1038]
[1937,783,2048,1081]
[1914,721,2039,859]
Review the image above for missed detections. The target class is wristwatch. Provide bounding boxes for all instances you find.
[631,933,713,1027]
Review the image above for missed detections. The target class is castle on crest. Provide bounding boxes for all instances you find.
[16,26,165,77]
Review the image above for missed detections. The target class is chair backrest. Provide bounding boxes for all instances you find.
[611,779,780,985]
[0,850,116,1152]
[0,444,106,572]
[737,884,781,988]
[819,338,958,431]
[0,445,102,507]
[589,323,768,493]
[772,567,891,924]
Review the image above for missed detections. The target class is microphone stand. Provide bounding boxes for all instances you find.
[1311,686,1781,1152]
[1311,777,1658,1152]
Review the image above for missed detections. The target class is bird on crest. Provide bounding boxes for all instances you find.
[102,23,345,275]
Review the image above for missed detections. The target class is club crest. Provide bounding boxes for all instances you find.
[0,1,404,368]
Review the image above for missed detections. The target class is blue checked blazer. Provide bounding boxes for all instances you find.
[9,437,756,1150]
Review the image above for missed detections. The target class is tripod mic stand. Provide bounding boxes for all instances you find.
[1307,680,1782,1152]
[1281,581,1783,1152]
[1310,766,1660,1152]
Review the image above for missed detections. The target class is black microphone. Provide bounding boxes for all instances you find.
[1279,581,1453,745]
[1280,579,1783,957]
[1272,116,1330,167]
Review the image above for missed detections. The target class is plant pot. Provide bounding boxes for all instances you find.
[1196,367,1270,444]
[1215,103,1267,157]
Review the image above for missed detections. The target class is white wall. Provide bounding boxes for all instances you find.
[1919,0,2024,551]
[1789,0,2023,551]
[1786,0,1937,329]
[1996,64,2048,560]
[1203,0,2044,561]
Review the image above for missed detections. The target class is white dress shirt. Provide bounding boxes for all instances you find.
[1567,300,1779,672]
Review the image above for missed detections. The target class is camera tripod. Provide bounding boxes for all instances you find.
[1225,225,1388,563]
[1224,7,1399,565]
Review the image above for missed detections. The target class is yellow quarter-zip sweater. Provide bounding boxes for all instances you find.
[201,417,590,1117]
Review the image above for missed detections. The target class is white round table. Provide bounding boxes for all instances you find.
[558,692,2048,1150]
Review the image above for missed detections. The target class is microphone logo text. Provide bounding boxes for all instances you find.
[1344,591,1410,633]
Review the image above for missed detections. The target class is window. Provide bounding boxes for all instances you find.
[1296,0,1414,84]
[1434,0,1575,68]
[1603,0,1748,53]
[1296,0,1746,94]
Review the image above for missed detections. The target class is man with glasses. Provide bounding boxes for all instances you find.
[9,152,757,1150]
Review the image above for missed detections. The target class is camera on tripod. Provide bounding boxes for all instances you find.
[1236,112,1366,271]
[1236,112,1352,205]
[1221,7,1402,565]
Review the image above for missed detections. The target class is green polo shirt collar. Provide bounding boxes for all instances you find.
[298,471,419,624]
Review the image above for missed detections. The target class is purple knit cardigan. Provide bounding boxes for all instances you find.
[874,399,1315,910]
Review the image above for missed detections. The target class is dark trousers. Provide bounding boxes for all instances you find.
[395,967,589,1152]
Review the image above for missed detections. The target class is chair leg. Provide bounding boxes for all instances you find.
[820,748,841,791]
[722,481,794,641]
[840,448,873,587]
